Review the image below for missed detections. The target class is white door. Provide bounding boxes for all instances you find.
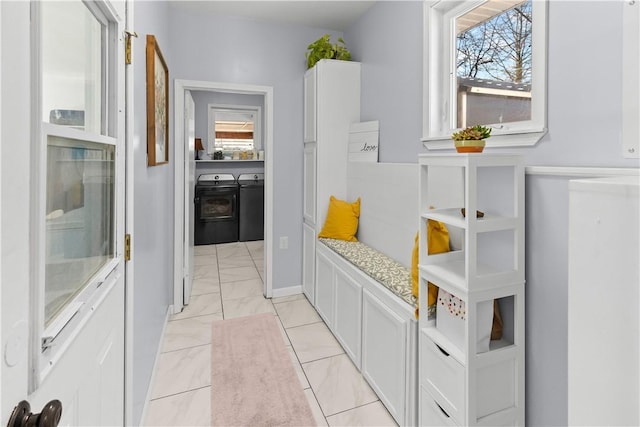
[1,1,127,425]
[183,91,196,304]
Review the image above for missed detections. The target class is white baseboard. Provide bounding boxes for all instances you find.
[271,285,303,298]
[138,305,173,426]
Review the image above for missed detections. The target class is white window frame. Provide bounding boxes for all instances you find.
[423,0,548,149]
[31,0,123,388]
[207,104,262,154]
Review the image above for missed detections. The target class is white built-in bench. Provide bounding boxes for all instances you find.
[314,237,418,427]
[310,161,457,426]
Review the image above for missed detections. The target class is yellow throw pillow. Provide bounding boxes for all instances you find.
[318,196,361,242]
[427,219,450,307]
[413,220,450,319]
[411,232,419,298]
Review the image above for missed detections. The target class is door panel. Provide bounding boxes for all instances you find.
[183,90,195,304]
[0,1,126,424]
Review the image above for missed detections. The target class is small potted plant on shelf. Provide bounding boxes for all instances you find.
[451,125,492,153]
[305,34,352,69]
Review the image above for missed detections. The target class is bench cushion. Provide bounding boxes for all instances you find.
[318,238,415,308]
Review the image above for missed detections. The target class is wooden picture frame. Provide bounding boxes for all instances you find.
[146,35,169,166]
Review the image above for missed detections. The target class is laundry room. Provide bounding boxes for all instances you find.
[192,90,265,245]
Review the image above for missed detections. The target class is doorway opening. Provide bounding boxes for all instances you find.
[174,80,274,312]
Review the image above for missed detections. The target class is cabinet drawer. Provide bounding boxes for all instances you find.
[421,387,459,427]
[421,335,466,422]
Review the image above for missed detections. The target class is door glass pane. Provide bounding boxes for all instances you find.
[41,0,103,134]
[455,0,532,128]
[45,136,114,325]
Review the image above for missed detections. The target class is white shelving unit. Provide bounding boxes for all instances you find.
[418,153,525,426]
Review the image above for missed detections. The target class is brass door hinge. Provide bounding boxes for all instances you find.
[125,234,131,261]
[125,31,138,65]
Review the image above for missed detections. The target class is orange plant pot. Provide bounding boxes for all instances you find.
[454,139,485,153]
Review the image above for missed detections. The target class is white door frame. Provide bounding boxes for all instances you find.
[173,79,274,312]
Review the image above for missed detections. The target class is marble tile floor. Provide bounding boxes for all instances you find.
[144,240,398,427]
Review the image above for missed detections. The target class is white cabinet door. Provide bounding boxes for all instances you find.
[303,143,316,224]
[362,288,407,426]
[302,222,316,304]
[334,266,362,368]
[315,250,335,326]
[303,67,317,143]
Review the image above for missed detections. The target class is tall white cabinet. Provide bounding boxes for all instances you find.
[418,154,525,426]
[302,59,360,303]
[568,176,640,426]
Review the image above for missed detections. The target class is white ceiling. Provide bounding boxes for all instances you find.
[170,1,377,32]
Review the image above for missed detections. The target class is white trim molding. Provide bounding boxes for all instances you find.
[526,166,640,177]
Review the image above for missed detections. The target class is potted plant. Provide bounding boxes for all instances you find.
[305,34,352,69]
[451,125,492,153]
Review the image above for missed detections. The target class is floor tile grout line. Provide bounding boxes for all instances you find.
[284,318,330,332]
[281,319,323,330]
[160,342,211,355]
[169,309,223,322]
[167,311,223,323]
[298,351,346,367]
[306,386,331,426]
[148,384,211,402]
[322,399,384,419]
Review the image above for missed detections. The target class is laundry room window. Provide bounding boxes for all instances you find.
[208,106,261,159]
[35,0,121,382]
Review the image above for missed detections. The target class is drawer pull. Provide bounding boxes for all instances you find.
[435,343,450,357]
[435,401,450,418]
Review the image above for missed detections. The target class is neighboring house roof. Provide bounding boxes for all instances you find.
[458,76,531,97]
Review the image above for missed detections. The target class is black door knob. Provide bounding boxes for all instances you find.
[7,400,62,427]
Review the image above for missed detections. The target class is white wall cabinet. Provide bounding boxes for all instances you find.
[568,176,639,426]
[302,222,316,302]
[315,249,335,326]
[303,143,316,224]
[303,66,317,143]
[301,59,360,303]
[418,154,525,426]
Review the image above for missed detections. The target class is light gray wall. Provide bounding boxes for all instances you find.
[191,91,265,178]
[131,2,174,425]
[345,1,639,426]
[166,4,343,291]
[346,1,423,163]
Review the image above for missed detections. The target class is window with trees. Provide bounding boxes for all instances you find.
[423,0,548,149]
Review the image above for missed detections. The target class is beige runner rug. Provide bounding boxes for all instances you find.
[211,313,316,427]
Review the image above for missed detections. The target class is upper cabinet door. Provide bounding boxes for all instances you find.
[304,66,317,142]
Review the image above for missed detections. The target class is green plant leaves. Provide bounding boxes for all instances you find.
[451,125,492,141]
[305,34,352,69]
